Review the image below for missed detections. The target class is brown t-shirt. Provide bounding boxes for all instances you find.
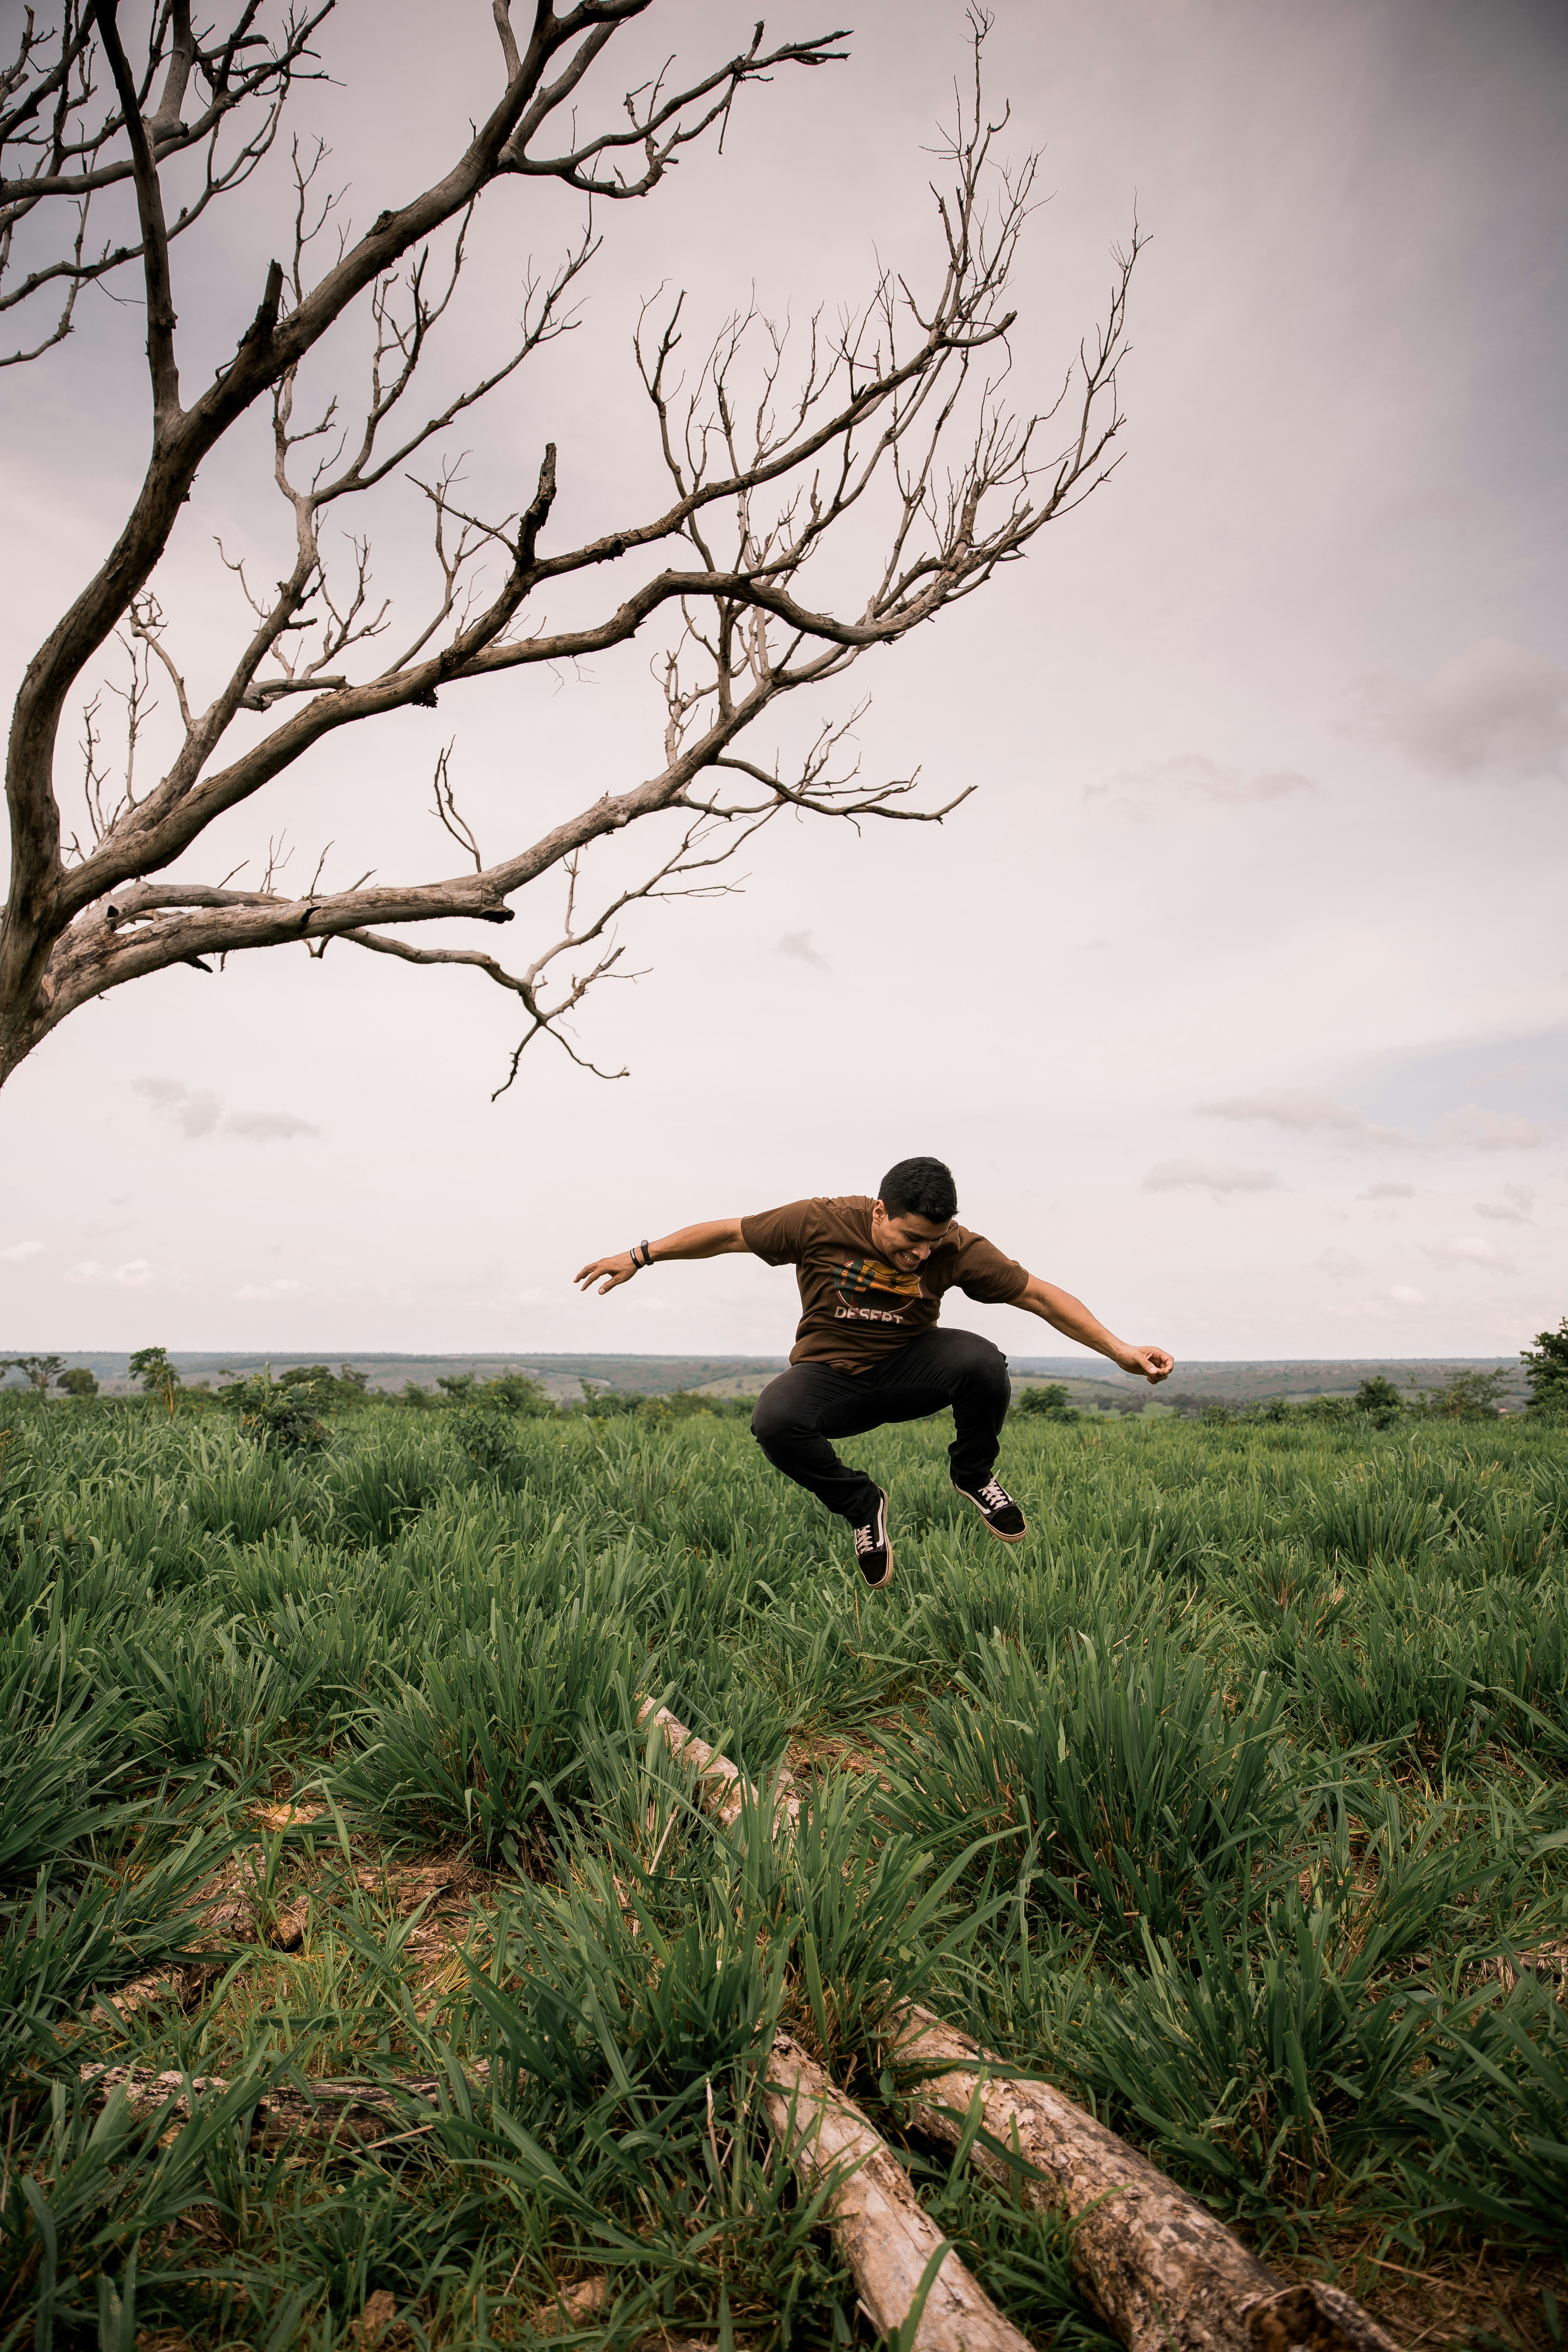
[741,1194,1029,1372]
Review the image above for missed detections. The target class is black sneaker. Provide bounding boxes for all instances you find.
[851,1487,894,1588]
[954,1474,1027,1543]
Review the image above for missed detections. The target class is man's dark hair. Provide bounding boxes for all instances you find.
[878,1156,958,1225]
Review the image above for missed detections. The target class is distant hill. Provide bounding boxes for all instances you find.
[2,1349,1530,1408]
[0,1350,793,1403]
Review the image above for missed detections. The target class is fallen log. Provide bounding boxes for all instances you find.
[80,2058,491,2143]
[762,2030,1033,2352]
[884,2004,1399,2352]
[637,1699,800,1832]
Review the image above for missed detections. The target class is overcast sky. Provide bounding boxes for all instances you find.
[2,0,1564,1366]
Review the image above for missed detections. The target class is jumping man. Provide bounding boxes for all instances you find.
[574,1155,1175,1589]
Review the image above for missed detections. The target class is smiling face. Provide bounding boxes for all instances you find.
[870,1198,954,1271]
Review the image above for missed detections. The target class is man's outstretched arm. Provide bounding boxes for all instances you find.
[575,1219,750,1297]
[1012,1274,1174,1384]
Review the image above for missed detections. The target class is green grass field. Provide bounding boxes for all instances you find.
[2,1397,1565,2350]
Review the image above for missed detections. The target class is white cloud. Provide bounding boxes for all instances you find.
[1312,1248,1365,1277]
[133,1076,222,1138]
[1360,1181,1415,1199]
[220,1110,322,1142]
[0,1240,44,1263]
[1349,637,1568,781]
[1475,1184,1536,1223]
[1435,1104,1544,1152]
[133,1076,320,1143]
[777,931,829,969]
[1088,754,1315,819]
[1389,1285,1425,1305]
[64,1257,154,1288]
[1203,1092,1543,1154]
[1202,1089,1384,1136]
[233,1277,306,1302]
[1142,1159,1281,1196]
[1424,1236,1517,1273]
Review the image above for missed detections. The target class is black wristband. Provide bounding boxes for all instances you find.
[632,1239,653,1269]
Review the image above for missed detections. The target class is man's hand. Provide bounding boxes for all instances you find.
[1016,1275,1175,1384]
[574,1251,640,1296]
[574,1219,747,1298]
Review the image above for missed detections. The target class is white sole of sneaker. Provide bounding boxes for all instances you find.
[956,1488,1027,1544]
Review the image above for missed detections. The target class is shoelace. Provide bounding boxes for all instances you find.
[853,1521,879,1554]
[975,1478,1010,1510]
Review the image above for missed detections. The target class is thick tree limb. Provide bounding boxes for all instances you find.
[637,1697,801,1833]
[762,2030,1033,2352]
[80,2058,492,2143]
[884,2004,1401,2352]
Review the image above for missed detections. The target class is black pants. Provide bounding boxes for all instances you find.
[750,1328,1010,1523]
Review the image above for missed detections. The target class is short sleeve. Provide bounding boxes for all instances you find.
[953,1234,1029,1306]
[741,1200,813,1266]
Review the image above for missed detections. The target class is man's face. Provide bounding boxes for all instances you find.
[871,1199,954,1270]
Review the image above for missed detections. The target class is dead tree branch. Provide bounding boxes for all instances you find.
[2,8,1138,1092]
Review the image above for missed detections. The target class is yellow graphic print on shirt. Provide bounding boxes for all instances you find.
[835,1256,925,1311]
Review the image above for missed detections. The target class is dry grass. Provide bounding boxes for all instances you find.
[1271,2233,1566,2352]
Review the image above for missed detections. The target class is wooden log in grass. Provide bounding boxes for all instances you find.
[636,1697,801,1830]
[885,2004,1400,2352]
[80,2058,490,2142]
[762,2029,1034,2352]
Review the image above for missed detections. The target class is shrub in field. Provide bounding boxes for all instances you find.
[0,1623,237,2105]
[466,1747,998,2205]
[1076,1792,1494,2204]
[174,1439,319,1551]
[220,1369,329,1456]
[484,1372,553,1415]
[1415,1367,1510,1420]
[1400,1978,1568,2240]
[106,1615,294,1781]
[1014,1382,1082,1421]
[57,1365,98,1398]
[334,1597,648,1860]
[1522,1315,1568,1418]
[128,1344,181,1416]
[452,1401,521,1478]
[884,1631,1292,1948]
[1299,1466,1449,1566]
[1081,1891,1423,2203]
[318,1428,446,1545]
[1293,1395,1354,1425]
[1353,1375,1407,1427]
[0,2060,276,2345]
[0,1629,135,1891]
[455,1851,848,2347]
[1,1822,232,2100]
[1290,1569,1568,1759]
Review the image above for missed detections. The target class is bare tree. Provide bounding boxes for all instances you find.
[1,2,1139,1095]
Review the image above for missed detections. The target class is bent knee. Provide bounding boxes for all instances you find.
[949,1332,1009,1387]
[751,1378,804,1446]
